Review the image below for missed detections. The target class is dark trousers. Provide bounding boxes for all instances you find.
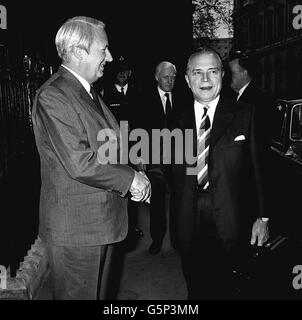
[149,177,167,246]
[128,199,138,232]
[180,191,238,300]
[46,242,114,300]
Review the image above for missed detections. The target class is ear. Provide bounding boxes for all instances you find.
[73,46,86,61]
[243,69,249,79]
[185,74,191,88]
[221,70,225,78]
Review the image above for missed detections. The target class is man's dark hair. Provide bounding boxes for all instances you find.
[228,50,260,79]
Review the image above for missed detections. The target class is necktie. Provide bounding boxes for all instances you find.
[90,85,104,116]
[120,87,125,95]
[197,106,211,189]
[164,93,172,124]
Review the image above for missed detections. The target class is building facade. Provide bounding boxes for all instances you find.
[193,37,234,61]
[211,37,234,60]
[233,0,302,99]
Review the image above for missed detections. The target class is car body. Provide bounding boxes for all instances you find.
[270,99,302,237]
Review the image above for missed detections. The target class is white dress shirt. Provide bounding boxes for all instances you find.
[158,87,172,113]
[194,95,219,190]
[61,64,92,98]
[237,82,250,101]
[115,83,128,94]
[193,95,219,133]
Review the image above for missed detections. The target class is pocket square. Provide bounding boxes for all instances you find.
[234,135,245,141]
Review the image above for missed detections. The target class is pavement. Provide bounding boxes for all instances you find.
[36,202,187,300]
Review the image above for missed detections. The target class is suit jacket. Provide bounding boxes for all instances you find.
[32,66,134,246]
[102,82,142,131]
[238,81,278,143]
[150,96,271,254]
[141,85,187,170]
[141,85,185,132]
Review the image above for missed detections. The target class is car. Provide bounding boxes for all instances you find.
[270,99,302,237]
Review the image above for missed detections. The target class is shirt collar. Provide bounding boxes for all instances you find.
[115,83,128,92]
[61,64,91,95]
[157,86,171,98]
[237,81,250,100]
[194,95,220,125]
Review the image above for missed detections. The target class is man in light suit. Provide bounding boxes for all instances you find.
[149,47,271,299]
[31,16,151,300]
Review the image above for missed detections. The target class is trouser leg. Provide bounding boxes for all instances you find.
[46,242,114,300]
[149,178,166,246]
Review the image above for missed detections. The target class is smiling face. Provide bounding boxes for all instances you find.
[185,52,224,104]
[80,29,113,83]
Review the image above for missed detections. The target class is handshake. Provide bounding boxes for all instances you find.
[130,171,151,203]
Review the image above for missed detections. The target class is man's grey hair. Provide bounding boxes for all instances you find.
[155,61,177,77]
[55,16,105,63]
[186,46,224,74]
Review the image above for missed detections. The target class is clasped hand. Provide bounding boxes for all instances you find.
[130,171,151,203]
[250,218,270,246]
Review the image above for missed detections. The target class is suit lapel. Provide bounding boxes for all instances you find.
[57,66,121,149]
[210,97,236,150]
[175,100,198,157]
[155,89,166,119]
[238,81,255,103]
[79,89,107,118]
[58,66,106,119]
[176,97,238,154]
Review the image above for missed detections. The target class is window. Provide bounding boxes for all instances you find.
[290,104,302,141]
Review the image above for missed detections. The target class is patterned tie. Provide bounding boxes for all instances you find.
[197,106,211,189]
[164,93,172,125]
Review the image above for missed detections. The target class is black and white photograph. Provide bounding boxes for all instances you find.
[0,0,302,306]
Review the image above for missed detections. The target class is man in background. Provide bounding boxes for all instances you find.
[143,61,179,255]
[228,51,278,145]
[102,56,144,246]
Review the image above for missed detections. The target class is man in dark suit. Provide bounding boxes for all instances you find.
[143,61,179,254]
[102,57,144,246]
[149,47,271,299]
[228,51,278,145]
[102,57,140,125]
[31,16,151,300]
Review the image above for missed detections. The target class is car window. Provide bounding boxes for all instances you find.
[290,104,302,141]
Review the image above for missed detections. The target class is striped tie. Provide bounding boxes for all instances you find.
[197,106,211,189]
